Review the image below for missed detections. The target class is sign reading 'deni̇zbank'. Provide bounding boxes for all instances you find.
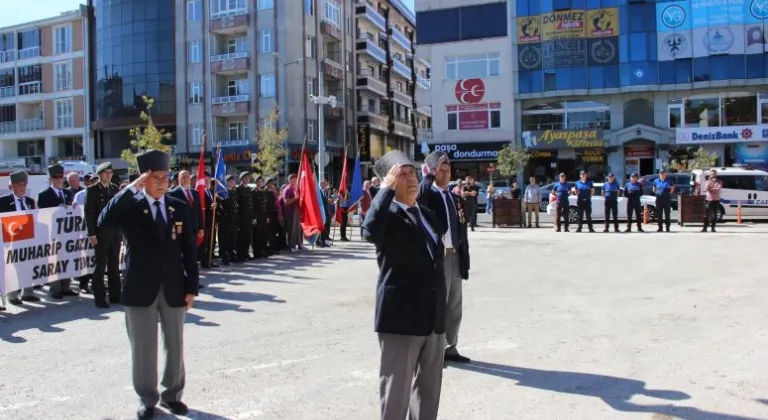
[676,125,768,144]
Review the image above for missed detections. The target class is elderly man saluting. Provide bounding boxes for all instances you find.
[361,150,448,420]
[98,149,199,420]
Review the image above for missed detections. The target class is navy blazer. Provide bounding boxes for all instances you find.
[168,186,204,231]
[37,187,73,209]
[0,194,35,213]
[417,174,470,280]
[97,188,199,307]
[361,188,447,336]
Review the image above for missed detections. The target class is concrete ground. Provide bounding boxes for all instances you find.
[0,221,767,420]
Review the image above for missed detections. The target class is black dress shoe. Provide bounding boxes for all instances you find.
[21,295,41,302]
[160,400,188,415]
[61,290,79,297]
[33,285,43,290]
[9,298,22,306]
[137,405,155,419]
[95,302,110,309]
[49,293,64,300]
[444,352,471,363]
[80,287,92,294]
[109,298,121,304]
[198,284,205,290]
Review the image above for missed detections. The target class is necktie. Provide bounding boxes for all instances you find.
[18,199,26,211]
[185,189,193,205]
[443,191,461,248]
[153,201,167,236]
[406,207,437,259]
[59,191,65,203]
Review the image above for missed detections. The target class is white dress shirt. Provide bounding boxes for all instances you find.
[393,199,437,259]
[431,184,454,249]
[129,185,168,222]
[13,194,29,211]
[74,189,87,206]
[52,186,66,203]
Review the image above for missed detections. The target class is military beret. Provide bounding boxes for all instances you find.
[374,150,414,179]
[83,174,92,181]
[630,173,639,178]
[239,171,250,180]
[96,162,113,173]
[254,174,264,181]
[225,174,235,181]
[424,151,449,171]
[128,174,139,182]
[47,164,64,177]
[265,177,275,184]
[170,171,178,182]
[136,149,170,173]
[9,170,28,184]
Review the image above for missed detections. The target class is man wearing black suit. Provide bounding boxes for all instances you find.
[98,149,199,420]
[361,150,447,420]
[0,171,40,307]
[85,162,122,307]
[38,164,79,299]
[168,170,204,256]
[318,179,332,247]
[418,152,472,365]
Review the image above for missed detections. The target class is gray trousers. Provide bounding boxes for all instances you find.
[443,252,463,354]
[124,289,186,407]
[49,278,72,295]
[378,332,445,420]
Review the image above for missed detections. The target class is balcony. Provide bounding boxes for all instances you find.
[324,90,345,120]
[210,12,249,34]
[357,105,388,130]
[19,81,42,96]
[392,115,414,138]
[210,52,249,75]
[320,20,343,41]
[19,118,43,132]
[390,27,412,51]
[217,139,250,147]
[356,69,386,97]
[416,76,431,90]
[417,128,433,141]
[389,88,411,106]
[0,121,15,134]
[356,40,386,64]
[355,2,386,31]
[391,59,412,80]
[0,50,15,63]
[0,86,15,98]
[211,95,250,116]
[18,47,40,60]
[322,51,344,80]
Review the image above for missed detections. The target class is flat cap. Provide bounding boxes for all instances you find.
[374,150,414,179]
[630,172,639,178]
[424,151,449,171]
[48,164,64,177]
[96,162,113,173]
[136,149,170,173]
[128,173,139,182]
[9,170,28,184]
[225,174,235,182]
[239,171,251,180]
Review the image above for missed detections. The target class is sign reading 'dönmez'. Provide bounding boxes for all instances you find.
[675,125,768,144]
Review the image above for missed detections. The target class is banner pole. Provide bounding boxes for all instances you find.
[207,146,220,265]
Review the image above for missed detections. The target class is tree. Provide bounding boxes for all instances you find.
[253,109,287,177]
[667,146,718,172]
[496,144,530,183]
[120,96,172,171]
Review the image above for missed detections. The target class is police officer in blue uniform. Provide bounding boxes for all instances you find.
[653,169,675,232]
[553,173,571,232]
[624,173,645,232]
[575,170,595,232]
[602,172,620,232]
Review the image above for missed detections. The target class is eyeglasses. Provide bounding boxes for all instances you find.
[51,175,63,179]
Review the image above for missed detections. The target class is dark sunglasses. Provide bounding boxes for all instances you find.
[51,175,63,179]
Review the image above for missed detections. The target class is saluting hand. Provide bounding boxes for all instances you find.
[381,164,403,190]
[131,172,150,190]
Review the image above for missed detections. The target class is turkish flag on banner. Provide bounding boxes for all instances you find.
[1,213,35,243]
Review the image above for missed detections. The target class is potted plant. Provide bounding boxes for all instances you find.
[665,146,717,226]
[491,144,530,227]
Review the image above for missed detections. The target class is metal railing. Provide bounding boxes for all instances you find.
[0,50,15,63]
[416,76,431,90]
[0,86,15,98]
[217,139,249,147]
[364,40,386,63]
[324,50,343,64]
[357,69,385,81]
[391,27,412,50]
[211,51,249,61]
[211,8,247,19]
[18,47,40,60]
[55,79,72,92]
[418,128,433,140]
[212,94,250,104]
[19,118,43,132]
[19,81,42,96]
[392,59,412,80]
[0,121,16,134]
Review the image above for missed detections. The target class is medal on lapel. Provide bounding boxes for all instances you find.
[173,221,183,240]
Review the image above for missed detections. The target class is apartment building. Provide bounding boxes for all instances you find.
[355,0,431,165]
[0,8,91,174]
[175,0,356,177]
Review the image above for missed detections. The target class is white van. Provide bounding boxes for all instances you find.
[59,160,96,178]
[691,167,768,217]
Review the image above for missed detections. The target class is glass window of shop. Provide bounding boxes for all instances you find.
[522,100,610,131]
[666,93,759,129]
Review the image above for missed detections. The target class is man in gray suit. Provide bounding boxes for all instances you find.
[361,150,448,420]
[98,150,199,420]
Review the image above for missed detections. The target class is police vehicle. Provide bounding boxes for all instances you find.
[691,166,768,219]
[546,183,657,223]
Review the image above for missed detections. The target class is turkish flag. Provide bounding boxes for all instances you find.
[194,150,207,246]
[2,214,35,243]
[298,150,324,237]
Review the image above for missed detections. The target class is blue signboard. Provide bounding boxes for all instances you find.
[656,1,692,32]
[745,0,768,24]
[691,0,745,27]
[734,142,768,170]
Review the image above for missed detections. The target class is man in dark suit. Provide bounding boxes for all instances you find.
[197,172,217,268]
[168,170,204,257]
[361,150,447,420]
[98,149,199,420]
[84,162,122,307]
[418,151,471,365]
[318,179,332,247]
[0,170,40,307]
[217,175,237,265]
[233,172,253,261]
[38,164,78,300]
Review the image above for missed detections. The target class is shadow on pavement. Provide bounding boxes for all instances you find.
[451,361,763,420]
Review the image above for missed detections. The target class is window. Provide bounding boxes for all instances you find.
[721,176,758,191]
[187,0,202,21]
[446,103,501,131]
[55,98,73,129]
[306,0,314,15]
[229,121,248,140]
[445,53,500,80]
[307,119,317,141]
[258,0,274,10]
[259,118,273,129]
[260,30,273,53]
[211,0,246,16]
[307,77,316,96]
[227,79,249,96]
[18,64,41,95]
[416,3,507,45]
[522,100,611,131]
[259,73,275,97]
[53,25,72,55]
[189,81,203,104]
[667,93,760,129]
[227,37,248,54]
[190,125,203,145]
[323,0,341,27]
[188,40,202,63]
[54,61,72,91]
[305,36,316,58]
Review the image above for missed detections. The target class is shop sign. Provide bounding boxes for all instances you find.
[175,145,258,168]
[454,79,485,104]
[446,103,500,130]
[358,123,371,161]
[581,148,605,163]
[530,150,555,158]
[0,158,27,171]
[427,142,509,161]
[675,125,768,144]
[522,129,605,149]
[624,145,655,158]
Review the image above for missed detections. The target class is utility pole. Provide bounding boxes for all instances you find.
[309,68,339,184]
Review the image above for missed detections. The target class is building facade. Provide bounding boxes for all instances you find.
[515,0,768,182]
[0,8,91,174]
[88,0,177,172]
[414,0,513,181]
[356,0,431,175]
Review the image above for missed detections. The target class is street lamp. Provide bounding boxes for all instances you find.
[309,72,340,184]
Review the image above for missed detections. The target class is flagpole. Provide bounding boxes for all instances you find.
[207,145,220,265]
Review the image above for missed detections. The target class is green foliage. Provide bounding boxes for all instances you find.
[252,109,287,177]
[120,96,173,171]
[667,146,719,172]
[496,144,531,178]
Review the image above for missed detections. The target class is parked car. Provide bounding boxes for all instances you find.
[448,181,487,212]
[486,180,513,198]
[540,181,578,212]
[691,166,768,220]
[638,172,693,210]
[546,183,657,224]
